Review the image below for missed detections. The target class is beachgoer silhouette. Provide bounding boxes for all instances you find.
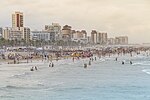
[30,67,34,71]
[122,61,124,65]
[49,63,51,67]
[130,61,132,65]
[95,57,96,61]
[115,58,118,61]
[89,61,91,65]
[52,63,54,67]
[84,63,87,68]
[35,66,38,70]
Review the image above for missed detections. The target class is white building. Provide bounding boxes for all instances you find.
[91,30,97,44]
[20,27,30,43]
[101,33,107,45]
[107,38,115,45]
[2,27,22,40]
[115,36,128,45]
[91,31,108,45]
[2,27,30,42]
[71,30,88,44]
[31,31,55,42]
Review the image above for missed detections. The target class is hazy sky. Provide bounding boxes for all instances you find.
[0,0,150,43]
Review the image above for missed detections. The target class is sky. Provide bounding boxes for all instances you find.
[0,0,150,44]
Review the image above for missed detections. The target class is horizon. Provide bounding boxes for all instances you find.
[0,0,150,44]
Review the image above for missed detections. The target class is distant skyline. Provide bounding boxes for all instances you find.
[0,0,150,44]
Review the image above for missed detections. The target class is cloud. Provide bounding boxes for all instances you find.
[0,0,150,43]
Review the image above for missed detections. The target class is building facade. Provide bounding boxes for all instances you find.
[91,31,108,45]
[71,30,88,44]
[20,27,30,43]
[91,30,97,44]
[0,27,2,38]
[61,25,72,41]
[115,36,128,45]
[12,11,24,29]
[2,27,22,40]
[45,23,61,41]
[31,31,55,42]
[101,33,108,45]
[107,38,115,45]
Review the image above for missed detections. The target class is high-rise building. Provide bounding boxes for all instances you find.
[91,30,97,44]
[101,33,108,45]
[115,36,128,45]
[12,11,24,29]
[81,30,87,38]
[20,27,30,43]
[61,25,72,41]
[45,23,61,41]
[2,27,11,40]
[91,31,108,45]
[97,32,102,44]
[0,27,2,38]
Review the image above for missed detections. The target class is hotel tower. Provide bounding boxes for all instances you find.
[12,11,24,29]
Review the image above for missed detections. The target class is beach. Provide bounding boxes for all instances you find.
[0,50,150,100]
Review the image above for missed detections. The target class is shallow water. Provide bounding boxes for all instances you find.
[0,53,150,100]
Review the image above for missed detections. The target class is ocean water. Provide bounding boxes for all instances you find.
[0,53,150,100]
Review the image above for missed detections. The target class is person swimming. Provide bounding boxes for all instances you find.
[30,67,34,71]
[122,61,125,65]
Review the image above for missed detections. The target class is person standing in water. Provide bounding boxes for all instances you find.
[115,57,118,61]
[130,61,133,65]
[51,63,54,67]
[72,57,75,62]
[35,66,38,70]
[84,63,87,68]
[95,57,97,61]
[89,61,91,65]
[49,63,51,67]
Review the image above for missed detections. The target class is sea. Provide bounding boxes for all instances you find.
[0,51,150,100]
